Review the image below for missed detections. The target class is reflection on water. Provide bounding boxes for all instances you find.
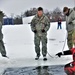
[2,65,66,75]
[33,66,51,75]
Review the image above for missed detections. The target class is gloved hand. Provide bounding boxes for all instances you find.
[33,30,37,33]
[56,52,62,57]
[68,22,72,24]
[41,29,45,33]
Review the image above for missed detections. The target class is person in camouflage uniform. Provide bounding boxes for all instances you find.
[31,7,50,61]
[0,21,7,57]
[63,7,75,49]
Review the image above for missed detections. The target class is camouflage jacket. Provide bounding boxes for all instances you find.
[0,21,3,40]
[31,14,50,34]
[66,9,75,31]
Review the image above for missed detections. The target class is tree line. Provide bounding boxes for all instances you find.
[22,7,65,22]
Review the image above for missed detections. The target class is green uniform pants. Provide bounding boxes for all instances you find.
[0,40,6,56]
[34,34,47,57]
[67,30,75,49]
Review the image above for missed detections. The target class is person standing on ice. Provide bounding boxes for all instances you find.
[56,7,75,75]
[0,22,7,58]
[0,11,7,58]
[57,18,62,29]
[31,7,50,61]
[63,7,75,50]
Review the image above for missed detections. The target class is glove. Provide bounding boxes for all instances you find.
[68,22,72,24]
[56,52,62,57]
[33,30,37,33]
[41,29,45,33]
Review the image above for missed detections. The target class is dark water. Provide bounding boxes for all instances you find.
[2,65,66,75]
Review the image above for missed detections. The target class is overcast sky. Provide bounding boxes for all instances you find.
[0,0,74,16]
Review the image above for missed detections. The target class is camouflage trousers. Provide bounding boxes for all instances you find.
[67,30,75,49]
[34,34,47,57]
[0,40,6,56]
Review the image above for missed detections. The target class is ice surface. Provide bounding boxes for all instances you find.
[0,21,72,75]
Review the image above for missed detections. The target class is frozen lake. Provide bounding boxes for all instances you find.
[0,21,72,75]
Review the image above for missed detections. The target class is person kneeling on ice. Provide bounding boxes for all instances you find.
[56,48,75,75]
[31,7,50,61]
[56,33,75,75]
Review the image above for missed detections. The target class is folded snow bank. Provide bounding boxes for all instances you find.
[22,16,34,24]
